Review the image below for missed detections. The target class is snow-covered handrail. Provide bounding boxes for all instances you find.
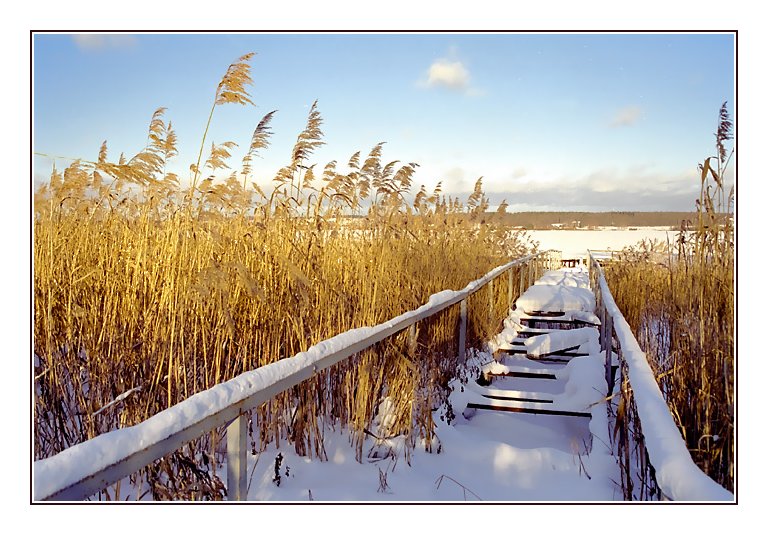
[588,251,733,502]
[34,251,556,501]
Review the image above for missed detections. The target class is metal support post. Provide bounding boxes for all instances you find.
[226,411,248,501]
[458,299,467,362]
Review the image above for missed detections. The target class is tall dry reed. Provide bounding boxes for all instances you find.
[604,102,734,491]
[33,53,532,499]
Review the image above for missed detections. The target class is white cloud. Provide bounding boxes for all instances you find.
[610,105,643,127]
[426,59,470,90]
[419,55,483,96]
[72,34,137,51]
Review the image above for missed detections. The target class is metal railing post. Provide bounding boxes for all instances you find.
[458,299,467,362]
[591,252,616,397]
[603,313,614,393]
[226,411,248,501]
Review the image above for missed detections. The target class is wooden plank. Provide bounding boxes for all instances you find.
[526,310,566,317]
[466,402,590,418]
[535,356,580,364]
[488,370,557,380]
[501,348,589,358]
[482,394,554,404]
[501,344,583,358]
[527,344,582,356]
[519,317,599,327]
[514,329,556,337]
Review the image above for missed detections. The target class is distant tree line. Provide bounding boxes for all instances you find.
[343,211,697,229]
[494,211,697,229]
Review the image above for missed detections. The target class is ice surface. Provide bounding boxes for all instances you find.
[528,228,675,260]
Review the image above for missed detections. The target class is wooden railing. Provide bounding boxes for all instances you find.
[588,251,733,501]
[34,251,558,501]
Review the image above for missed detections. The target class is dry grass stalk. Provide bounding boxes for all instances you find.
[33,52,533,499]
[604,102,734,492]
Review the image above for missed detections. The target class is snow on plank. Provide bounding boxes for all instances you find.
[515,284,596,314]
[533,270,591,289]
[524,327,598,357]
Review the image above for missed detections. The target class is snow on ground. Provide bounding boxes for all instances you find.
[528,227,676,259]
[240,388,619,502]
[220,266,620,502]
[83,345,620,503]
[237,347,619,502]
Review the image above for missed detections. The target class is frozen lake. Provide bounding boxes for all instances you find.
[526,227,678,259]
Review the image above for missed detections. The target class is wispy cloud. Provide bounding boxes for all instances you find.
[418,54,483,96]
[432,165,716,212]
[484,167,703,211]
[610,105,643,127]
[511,167,527,179]
[442,166,470,192]
[72,34,138,51]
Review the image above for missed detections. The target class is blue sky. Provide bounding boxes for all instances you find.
[33,32,735,211]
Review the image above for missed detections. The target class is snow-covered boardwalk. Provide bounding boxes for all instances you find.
[453,268,620,500]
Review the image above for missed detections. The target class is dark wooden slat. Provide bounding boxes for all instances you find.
[535,357,575,364]
[527,310,566,317]
[502,344,584,357]
[482,394,554,404]
[466,402,590,418]
[515,329,555,338]
[488,371,557,380]
[520,318,599,328]
[502,349,589,359]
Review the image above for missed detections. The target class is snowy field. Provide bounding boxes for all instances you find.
[239,377,620,502]
[527,227,677,259]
